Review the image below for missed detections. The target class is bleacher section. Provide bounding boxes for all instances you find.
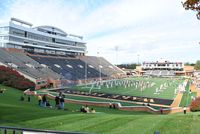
[144,70,175,77]
[29,54,108,81]
[79,56,125,77]
[0,48,61,81]
[169,70,175,76]
[0,48,126,88]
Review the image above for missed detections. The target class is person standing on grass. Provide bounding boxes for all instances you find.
[60,95,65,109]
[59,92,62,98]
[183,106,187,114]
[55,95,60,108]
[160,107,163,114]
[20,95,25,101]
[37,95,42,106]
[28,95,31,102]
[42,95,47,107]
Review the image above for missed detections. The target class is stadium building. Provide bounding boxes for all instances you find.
[135,59,194,77]
[0,18,125,89]
[0,18,86,56]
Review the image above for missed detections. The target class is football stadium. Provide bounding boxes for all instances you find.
[1,0,200,133]
[0,18,191,108]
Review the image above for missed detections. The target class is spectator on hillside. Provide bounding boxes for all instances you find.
[28,95,31,102]
[42,95,47,107]
[85,105,90,113]
[80,106,90,113]
[59,92,62,97]
[160,107,163,114]
[80,106,87,113]
[109,103,112,108]
[112,104,116,109]
[109,103,117,109]
[20,95,25,101]
[0,88,5,93]
[60,95,65,109]
[183,106,187,114]
[55,95,60,108]
[46,101,52,108]
[37,95,42,106]
[90,108,96,113]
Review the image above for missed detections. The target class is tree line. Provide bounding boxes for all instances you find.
[117,63,138,69]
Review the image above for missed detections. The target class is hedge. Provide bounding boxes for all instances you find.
[0,66,35,91]
[190,97,200,111]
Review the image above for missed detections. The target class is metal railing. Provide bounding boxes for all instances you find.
[0,126,88,134]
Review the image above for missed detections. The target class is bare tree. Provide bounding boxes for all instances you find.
[183,0,200,19]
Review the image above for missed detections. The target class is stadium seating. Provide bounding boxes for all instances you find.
[144,70,152,75]
[161,70,168,76]
[0,48,126,88]
[144,70,175,77]
[29,55,107,81]
[79,56,125,77]
[169,70,175,76]
[0,48,61,80]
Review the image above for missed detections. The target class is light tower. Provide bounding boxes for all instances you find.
[115,46,119,65]
[85,51,88,87]
[137,54,140,65]
[97,50,102,87]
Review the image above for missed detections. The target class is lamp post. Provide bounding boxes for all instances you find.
[115,46,118,65]
[97,51,101,88]
[85,51,88,87]
[137,54,140,65]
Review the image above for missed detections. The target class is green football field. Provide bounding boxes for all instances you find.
[73,77,185,99]
[1,85,200,134]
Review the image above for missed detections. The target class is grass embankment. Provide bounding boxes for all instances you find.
[179,81,197,107]
[1,85,200,134]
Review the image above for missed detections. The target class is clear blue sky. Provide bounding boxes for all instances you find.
[0,0,200,64]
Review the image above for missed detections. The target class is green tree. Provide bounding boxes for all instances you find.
[195,60,200,70]
[184,62,195,66]
[183,0,200,19]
